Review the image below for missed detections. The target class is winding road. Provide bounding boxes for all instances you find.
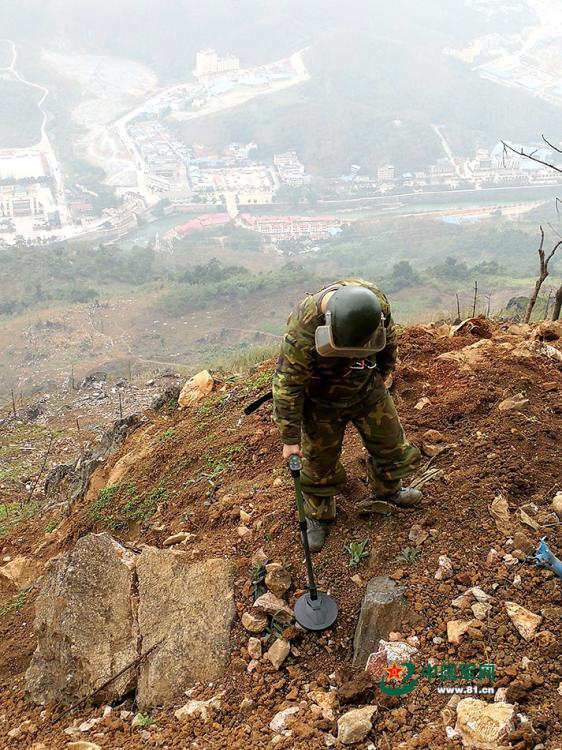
[0,38,71,225]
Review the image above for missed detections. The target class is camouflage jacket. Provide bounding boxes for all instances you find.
[272,278,397,443]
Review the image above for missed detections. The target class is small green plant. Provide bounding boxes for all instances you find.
[134,712,154,729]
[167,398,179,411]
[395,547,421,565]
[0,502,39,536]
[0,589,28,617]
[90,482,167,531]
[160,427,176,442]
[247,371,272,390]
[44,518,60,534]
[344,539,370,567]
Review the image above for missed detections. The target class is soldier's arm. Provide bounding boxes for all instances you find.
[376,297,398,379]
[272,300,316,445]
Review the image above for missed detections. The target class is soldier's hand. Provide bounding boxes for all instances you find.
[282,444,303,460]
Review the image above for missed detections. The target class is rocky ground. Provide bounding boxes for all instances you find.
[0,319,561,749]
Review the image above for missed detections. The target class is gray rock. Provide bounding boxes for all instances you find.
[26,535,235,710]
[26,533,138,706]
[136,551,235,708]
[353,576,415,667]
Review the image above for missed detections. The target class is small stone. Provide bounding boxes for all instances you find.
[489,495,512,536]
[241,610,268,634]
[265,638,290,670]
[240,697,255,712]
[414,397,431,410]
[162,532,191,547]
[269,706,299,734]
[351,574,363,587]
[513,530,536,555]
[423,429,444,442]
[247,637,262,660]
[469,587,491,602]
[131,714,144,729]
[486,548,500,566]
[174,694,222,723]
[498,394,530,412]
[455,698,515,747]
[408,524,429,546]
[471,602,491,620]
[310,690,338,721]
[265,563,292,598]
[272,477,283,487]
[447,620,472,645]
[434,555,454,580]
[251,548,268,566]
[422,443,444,457]
[240,509,252,524]
[451,593,472,609]
[254,592,293,623]
[551,493,562,518]
[67,744,103,750]
[337,706,377,745]
[505,601,543,641]
[237,525,252,538]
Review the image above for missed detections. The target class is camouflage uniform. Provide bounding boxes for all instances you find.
[272,278,420,520]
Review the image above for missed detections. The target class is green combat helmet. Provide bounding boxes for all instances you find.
[315,286,386,358]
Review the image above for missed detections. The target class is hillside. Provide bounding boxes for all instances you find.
[0,318,561,748]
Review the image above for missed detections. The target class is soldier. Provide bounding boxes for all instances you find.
[272,278,421,552]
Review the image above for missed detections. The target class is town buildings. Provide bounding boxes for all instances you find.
[240,214,342,242]
[195,50,240,79]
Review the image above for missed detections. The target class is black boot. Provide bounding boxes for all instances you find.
[305,517,328,553]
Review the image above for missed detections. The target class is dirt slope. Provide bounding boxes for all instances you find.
[0,320,561,749]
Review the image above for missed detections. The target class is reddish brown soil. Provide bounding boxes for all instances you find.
[0,322,561,749]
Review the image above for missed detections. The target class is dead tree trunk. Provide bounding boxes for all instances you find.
[524,227,562,323]
[553,284,562,321]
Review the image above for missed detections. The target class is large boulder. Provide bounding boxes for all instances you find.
[353,576,415,667]
[26,534,138,706]
[26,534,235,709]
[136,550,235,708]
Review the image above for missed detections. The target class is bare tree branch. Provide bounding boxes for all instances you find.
[501,140,562,174]
[524,226,562,323]
[542,134,562,155]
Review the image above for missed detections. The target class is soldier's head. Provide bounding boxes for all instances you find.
[315,286,386,358]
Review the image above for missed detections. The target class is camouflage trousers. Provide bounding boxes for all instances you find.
[300,386,421,520]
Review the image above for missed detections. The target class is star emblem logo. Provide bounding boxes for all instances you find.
[385,661,406,682]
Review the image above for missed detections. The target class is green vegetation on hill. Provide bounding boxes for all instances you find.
[0,243,157,316]
[159,261,320,315]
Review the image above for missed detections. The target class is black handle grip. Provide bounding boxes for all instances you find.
[288,454,303,476]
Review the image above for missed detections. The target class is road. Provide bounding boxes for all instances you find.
[432,124,466,179]
[0,38,71,226]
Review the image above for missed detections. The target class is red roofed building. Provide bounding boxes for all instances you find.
[174,213,231,236]
[240,214,342,242]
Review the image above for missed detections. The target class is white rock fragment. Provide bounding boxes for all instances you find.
[505,601,543,641]
[269,706,299,735]
[455,698,515,748]
[337,706,377,745]
[434,555,454,580]
[174,694,222,723]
